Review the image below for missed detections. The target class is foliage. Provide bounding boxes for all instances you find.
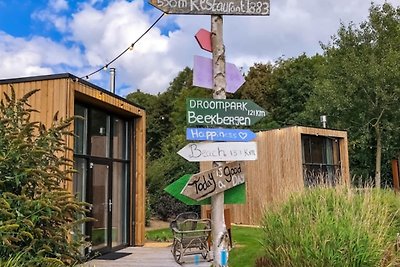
[259,185,400,267]
[303,3,400,186]
[0,87,90,266]
[127,68,207,219]
[268,54,323,126]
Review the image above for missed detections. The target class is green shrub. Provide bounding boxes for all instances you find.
[259,185,400,267]
[0,88,90,266]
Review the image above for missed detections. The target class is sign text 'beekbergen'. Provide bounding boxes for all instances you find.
[186,98,266,126]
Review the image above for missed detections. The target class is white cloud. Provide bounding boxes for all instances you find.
[32,0,69,32]
[1,0,398,95]
[0,32,83,79]
[49,0,69,12]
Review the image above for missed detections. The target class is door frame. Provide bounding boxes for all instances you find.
[87,159,113,254]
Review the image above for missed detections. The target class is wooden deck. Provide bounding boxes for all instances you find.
[82,245,212,267]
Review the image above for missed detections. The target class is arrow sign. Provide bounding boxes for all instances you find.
[195,29,212,52]
[193,55,245,93]
[149,0,270,15]
[187,98,266,126]
[181,161,245,201]
[186,128,256,142]
[178,141,257,162]
[164,174,246,205]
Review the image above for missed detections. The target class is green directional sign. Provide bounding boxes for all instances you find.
[164,174,246,205]
[186,98,266,126]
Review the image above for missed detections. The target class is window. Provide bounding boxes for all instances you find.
[89,109,110,157]
[113,118,128,160]
[112,162,128,246]
[73,103,131,250]
[74,104,87,155]
[301,135,341,186]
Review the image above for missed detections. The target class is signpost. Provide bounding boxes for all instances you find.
[186,128,256,142]
[149,1,270,265]
[187,98,266,126]
[165,174,247,205]
[177,141,257,162]
[181,161,245,201]
[149,0,270,15]
[193,55,245,93]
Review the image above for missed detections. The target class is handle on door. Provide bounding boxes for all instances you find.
[108,199,112,212]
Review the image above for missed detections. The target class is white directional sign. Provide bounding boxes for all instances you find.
[177,141,257,162]
[181,161,245,201]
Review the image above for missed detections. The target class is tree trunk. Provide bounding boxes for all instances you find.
[374,125,382,188]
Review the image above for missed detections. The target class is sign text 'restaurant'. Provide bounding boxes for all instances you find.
[150,0,270,15]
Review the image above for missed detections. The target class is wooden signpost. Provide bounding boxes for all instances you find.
[186,128,256,142]
[149,0,270,15]
[181,161,245,201]
[150,1,270,266]
[177,141,257,162]
[187,98,267,126]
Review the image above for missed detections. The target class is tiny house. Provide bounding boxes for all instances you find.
[201,126,350,225]
[0,73,146,254]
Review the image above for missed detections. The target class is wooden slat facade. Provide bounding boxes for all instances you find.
[201,126,350,225]
[0,73,146,246]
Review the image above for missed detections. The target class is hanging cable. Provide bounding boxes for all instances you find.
[80,12,166,80]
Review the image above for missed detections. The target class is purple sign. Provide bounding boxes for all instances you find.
[193,55,245,93]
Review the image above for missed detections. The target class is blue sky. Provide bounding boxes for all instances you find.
[0,0,398,96]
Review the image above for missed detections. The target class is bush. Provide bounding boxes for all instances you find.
[0,88,90,266]
[259,185,400,267]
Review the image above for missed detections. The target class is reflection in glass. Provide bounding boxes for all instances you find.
[112,162,128,246]
[91,164,109,250]
[74,104,87,155]
[113,118,128,160]
[73,158,87,241]
[90,110,110,157]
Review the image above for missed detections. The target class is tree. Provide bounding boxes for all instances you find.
[268,54,323,126]
[0,88,90,266]
[304,3,400,187]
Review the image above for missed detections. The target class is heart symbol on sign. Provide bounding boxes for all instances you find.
[238,132,247,140]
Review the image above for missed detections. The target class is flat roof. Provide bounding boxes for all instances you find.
[0,73,145,110]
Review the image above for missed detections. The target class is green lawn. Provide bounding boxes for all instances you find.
[146,225,263,266]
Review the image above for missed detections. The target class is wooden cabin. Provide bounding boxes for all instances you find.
[201,126,350,225]
[0,73,146,254]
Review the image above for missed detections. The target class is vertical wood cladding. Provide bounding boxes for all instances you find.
[201,126,350,225]
[0,74,146,246]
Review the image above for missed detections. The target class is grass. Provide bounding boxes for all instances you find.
[145,227,173,242]
[229,226,264,267]
[146,225,263,266]
[259,185,400,267]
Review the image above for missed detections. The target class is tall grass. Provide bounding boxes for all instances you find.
[259,185,400,267]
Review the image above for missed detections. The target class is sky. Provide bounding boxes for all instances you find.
[0,0,398,96]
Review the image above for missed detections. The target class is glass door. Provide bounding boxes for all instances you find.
[89,161,111,252]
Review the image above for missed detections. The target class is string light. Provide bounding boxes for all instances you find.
[81,12,165,80]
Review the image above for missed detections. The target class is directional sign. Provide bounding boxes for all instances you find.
[195,29,212,52]
[164,174,246,205]
[181,161,245,201]
[186,128,256,142]
[149,0,270,16]
[187,98,266,126]
[178,141,257,162]
[193,55,245,93]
